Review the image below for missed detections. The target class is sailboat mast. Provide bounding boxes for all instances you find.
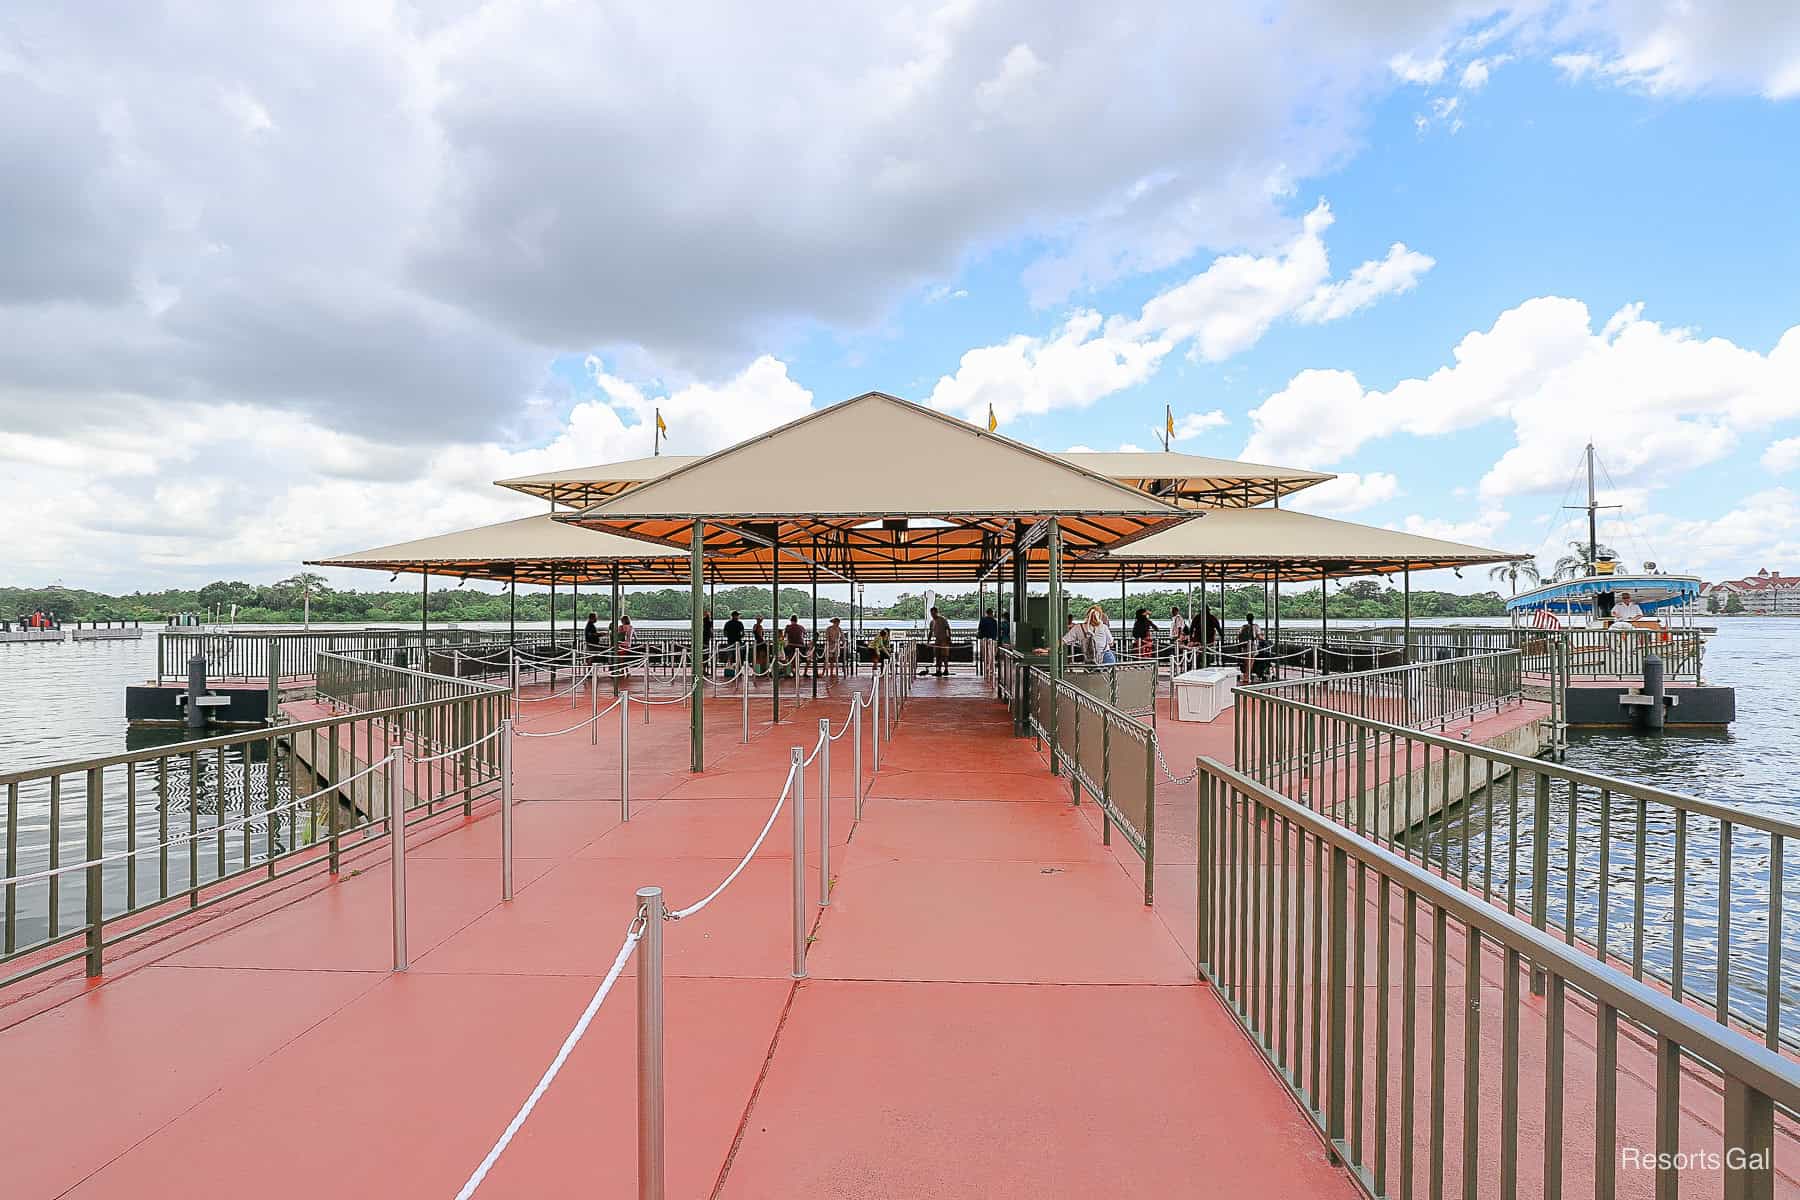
[1586,442,1598,573]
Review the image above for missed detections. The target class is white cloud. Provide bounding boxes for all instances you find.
[1551,2,1800,99]
[929,201,1432,426]
[1244,299,1800,506]
[1289,471,1401,514]
[1397,508,1510,546]
[1172,410,1230,441]
[1296,243,1436,323]
[1390,52,1448,84]
[1763,438,1800,474]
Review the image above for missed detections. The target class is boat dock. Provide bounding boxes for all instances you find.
[4,396,1791,1198]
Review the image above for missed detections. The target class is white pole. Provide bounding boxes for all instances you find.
[621,695,631,821]
[590,663,600,746]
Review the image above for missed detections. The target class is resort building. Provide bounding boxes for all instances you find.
[1705,569,1800,614]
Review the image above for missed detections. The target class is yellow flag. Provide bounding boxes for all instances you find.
[1166,404,1175,439]
[987,403,997,433]
[655,408,668,435]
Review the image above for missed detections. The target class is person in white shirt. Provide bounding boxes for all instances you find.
[823,617,844,674]
[1081,604,1117,665]
[1610,591,1645,625]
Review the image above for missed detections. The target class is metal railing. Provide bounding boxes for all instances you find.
[1234,677,1800,1055]
[1195,755,1799,1200]
[1236,650,1525,771]
[1001,650,1156,905]
[1,680,510,991]
[1301,624,1705,685]
[155,626,496,683]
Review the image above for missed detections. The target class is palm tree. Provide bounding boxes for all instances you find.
[1489,559,1542,596]
[1552,540,1616,582]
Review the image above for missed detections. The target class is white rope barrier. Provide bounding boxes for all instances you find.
[453,915,645,1200]
[666,760,799,922]
[0,755,395,888]
[413,725,504,764]
[512,694,627,738]
[514,666,596,703]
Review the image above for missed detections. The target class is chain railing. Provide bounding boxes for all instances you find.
[1196,755,1800,1200]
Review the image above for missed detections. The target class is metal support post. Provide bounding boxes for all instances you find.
[853,693,865,819]
[636,886,666,1200]
[85,767,103,977]
[819,719,832,906]
[501,719,515,901]
[872,668,882,770]
[389,746,408,971]
[621,697,632,821]
[591,664,600,746]
[791,746,808,979]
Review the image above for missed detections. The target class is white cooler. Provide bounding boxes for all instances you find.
[1173,668,1239,722]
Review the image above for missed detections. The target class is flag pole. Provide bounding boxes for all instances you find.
[654,407,661,457]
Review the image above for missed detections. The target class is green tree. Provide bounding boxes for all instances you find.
[1552,541,1616,582]
[1489,559,1541,595]
[1725,592,1746,615]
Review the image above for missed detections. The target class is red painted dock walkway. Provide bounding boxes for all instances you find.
[0,674,1357,1199]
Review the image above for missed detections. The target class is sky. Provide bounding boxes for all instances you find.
[4,1,1800,599]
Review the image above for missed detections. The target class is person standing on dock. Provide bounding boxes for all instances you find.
[1168,607,1187,654]
[584,611,602,658]
[976,607,998,676]
[783,614,806,678]
[1131,608,1154,659]
[722,610,745,677]
[823,617,844,675]
[927,606,952,677]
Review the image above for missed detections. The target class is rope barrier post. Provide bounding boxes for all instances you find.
[509,647,519,700]
[643,652,651,723]
[853,691,864,820]
[871,669,881,773]
[790,746,808,980]
[621,696,632,822]
[636,886,666,1200]
[741,649,750,744]
[818,719,832,907]
[590,663,600,747]
[501,718,515,902]
[389,746,408,972]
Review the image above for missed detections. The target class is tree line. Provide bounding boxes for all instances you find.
[4,573,1507,625]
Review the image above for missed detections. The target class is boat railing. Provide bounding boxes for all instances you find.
[0,681,511,993]
[1195,754,1800,1200]
[1235,675,1800,1056]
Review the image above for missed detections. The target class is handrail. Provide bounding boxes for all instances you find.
[1200,754,1800,1102]
[1195,753,1799,1200]
[1248,687,1800,842]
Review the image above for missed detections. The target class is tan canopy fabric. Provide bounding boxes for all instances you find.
[308,513,691,585]
[1074,506,1522,581]
[496,447,1327,509]
[495,455,699,507]
[1059,451,1332,507]
[559,392,1188,580]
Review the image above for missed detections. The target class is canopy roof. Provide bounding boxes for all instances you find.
[560,392,1188,580]
[495,455,700,507]
[1059,451,1332,507]
[494,447,1326,509]
[1074,506,1522,582]
[308,513,692,585]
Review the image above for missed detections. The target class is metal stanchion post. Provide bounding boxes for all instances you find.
[501,719,515,901]
[643,652,650,723]
[818,719,831,907]
[621,696,632,821]
[791,746,808,979]
[871,671,882,772]
[509,647,519,699]
[389,746,408,971]
[590,664,600,746]
[741,651,750,744]
[853,693,864,820]
[636,886,665,1200]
